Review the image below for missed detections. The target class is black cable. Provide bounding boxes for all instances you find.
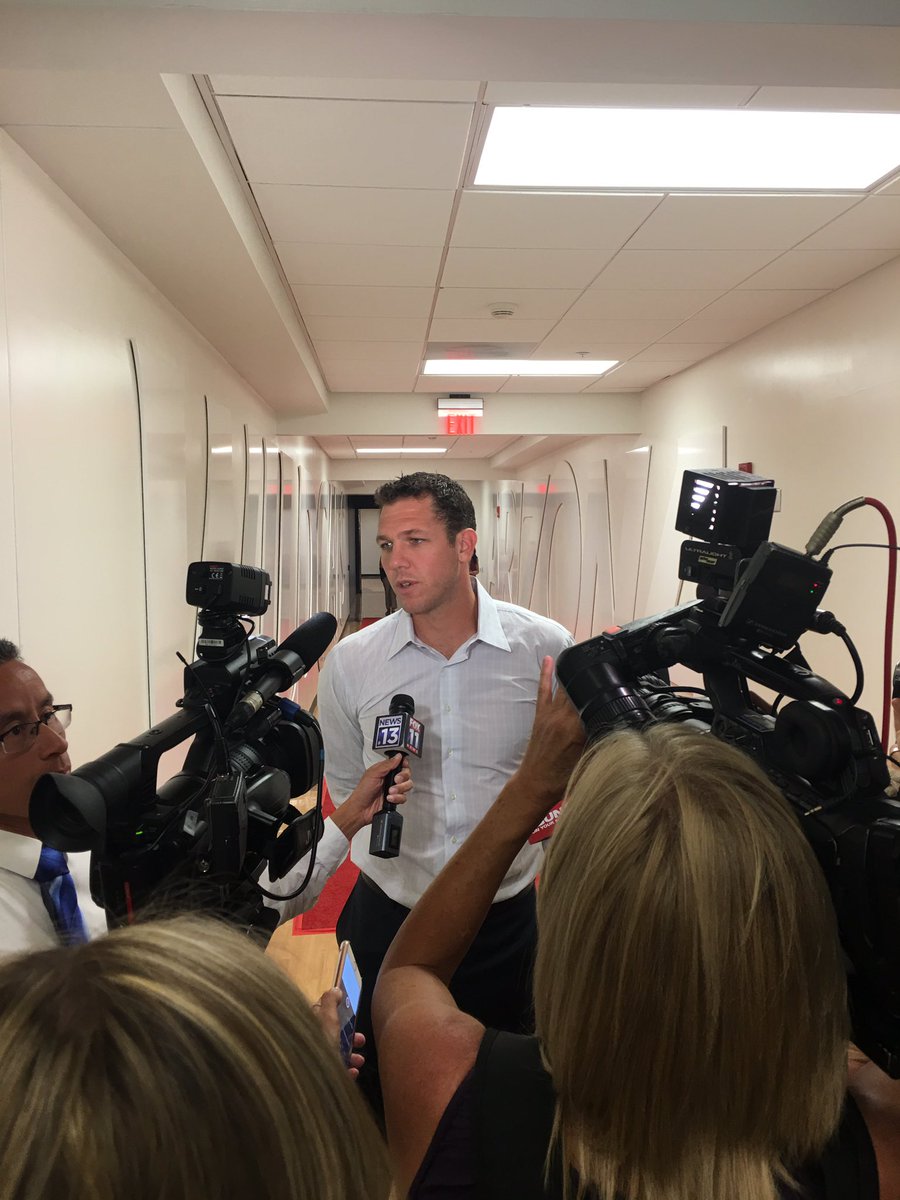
[821,542,900,567]
[837,628,865,706]
[250,742,325,903]
[177,651,230,775]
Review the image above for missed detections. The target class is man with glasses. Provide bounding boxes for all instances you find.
[0,638,102,956]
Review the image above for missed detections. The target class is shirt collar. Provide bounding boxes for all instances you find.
[385,578,511,659]
[0,829,43,879]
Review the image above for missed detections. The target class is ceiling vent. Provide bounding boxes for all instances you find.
[488,302,518,319]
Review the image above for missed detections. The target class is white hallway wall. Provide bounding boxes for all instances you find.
[0,131,343,772]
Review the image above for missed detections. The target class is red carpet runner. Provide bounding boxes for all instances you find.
[292,615,380,936]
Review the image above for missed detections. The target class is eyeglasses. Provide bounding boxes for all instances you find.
[0,706,73,757]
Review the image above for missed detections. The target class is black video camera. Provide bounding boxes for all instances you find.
[557,469,900,1077]
[30,562,337,939]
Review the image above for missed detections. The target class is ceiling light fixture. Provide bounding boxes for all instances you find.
[357,447,449,454]
[475,106,900,191]
[424,359,618,377]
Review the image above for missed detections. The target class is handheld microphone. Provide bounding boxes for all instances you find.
[369,694,424,859]
[226,612,337,731]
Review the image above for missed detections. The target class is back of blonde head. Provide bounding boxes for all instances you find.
[534,723,848,1200]
[0,916,391,1200]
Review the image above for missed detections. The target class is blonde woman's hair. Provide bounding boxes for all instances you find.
[534,723,848,1200]
[0,916,391,1200]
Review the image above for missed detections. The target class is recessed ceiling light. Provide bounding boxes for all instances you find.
[423,359,618,377]
[357,447,449,454]
[475,106,900,190]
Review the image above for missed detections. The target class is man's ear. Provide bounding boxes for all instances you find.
[456,527,477,562]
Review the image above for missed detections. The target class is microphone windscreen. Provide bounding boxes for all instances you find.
[278,612,337,667]
[389,693,416,715]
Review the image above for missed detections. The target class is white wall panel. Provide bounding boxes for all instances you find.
[242,429,266,570]
[2,136,149,757]
[0,193,17,641]
[0,132,341,791]
[278,450,299,650]
[203,396,246,564]
[493,482,523,604]
[260,438,282,641]
[605,438,652,626]
[359,508,381,575]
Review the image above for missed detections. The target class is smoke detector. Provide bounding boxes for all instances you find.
[488,302,518,319]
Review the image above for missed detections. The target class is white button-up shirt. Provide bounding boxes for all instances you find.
[317,582,573,909]
[0,831,107,958]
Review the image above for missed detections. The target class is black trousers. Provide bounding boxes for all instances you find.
[336,873,537,1118]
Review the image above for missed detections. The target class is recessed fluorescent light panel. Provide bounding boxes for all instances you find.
[424,359,618,377]
[357,447,448,454]
[475,107,900,190]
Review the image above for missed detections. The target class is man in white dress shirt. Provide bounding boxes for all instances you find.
[317,473,573,1105]
[0,639,107,956]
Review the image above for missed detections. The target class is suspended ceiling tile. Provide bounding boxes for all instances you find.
[566,288,720,320]
[737,248,898,289]
[630,343,728,363]
[254,184,455,246]
[313,435,356,458]
[349,435,448,450]
[498,376,604,393]
[660,313,787,342]
[399,436,456,450]
[448,436,520,457]
[747,86,900,111]
[314,340,422,365]
[277,242,443,287]
[690,288,828,321]
[532,340,646,360]
[414,375,508,393]
[218,96,473,189]
[323,363,418,393]
[426,338,538,359]
[306,315,428,342]
[585,378,644,392]
[428,317,556,342]
[292,285,435,318]
[441,246,614,289]
[539,317,681,349]
[584,362,680,389]
[592,249,782,290]
[483,82,758,107]
[626,194,859,251]
[797,195,900,249]
[433,287,581,320]
[211,76,481,102]
[451,191,662,250]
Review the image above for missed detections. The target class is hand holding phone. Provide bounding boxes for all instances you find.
[333,940,362,1067]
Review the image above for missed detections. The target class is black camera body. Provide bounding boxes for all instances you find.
[557,471,900,1077]
[31,563,333,939]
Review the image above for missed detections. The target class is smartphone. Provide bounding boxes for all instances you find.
[333,940,362,1066]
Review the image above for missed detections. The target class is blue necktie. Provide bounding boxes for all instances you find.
[34,846,89,946]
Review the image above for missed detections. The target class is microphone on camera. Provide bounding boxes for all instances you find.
[369,694,424,859]
[226,612,337,731]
